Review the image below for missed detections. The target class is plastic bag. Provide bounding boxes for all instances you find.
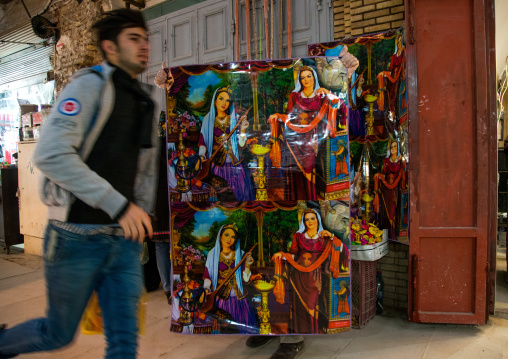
[81,289,147,335]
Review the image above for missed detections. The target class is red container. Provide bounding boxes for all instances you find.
[32,112,43,125]
[351,260,377,328]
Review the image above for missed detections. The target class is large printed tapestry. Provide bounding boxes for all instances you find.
[166,57,351,335]
[309,28,409,244]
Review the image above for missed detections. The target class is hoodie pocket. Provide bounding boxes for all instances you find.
[40,178,71,206]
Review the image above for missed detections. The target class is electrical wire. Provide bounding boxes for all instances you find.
[35,0,55,17]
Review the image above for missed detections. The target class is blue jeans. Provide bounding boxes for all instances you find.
[0,223,143,359]
[154,242,171,292]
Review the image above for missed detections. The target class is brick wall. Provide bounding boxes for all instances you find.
[49,1,104,95]
[377,242,409,314]
[334,0,405,39]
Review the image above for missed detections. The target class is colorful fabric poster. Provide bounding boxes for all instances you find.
[166,57,351,335]
[309,28,410,245]
[169,200,350,335]
[165,58,349,203]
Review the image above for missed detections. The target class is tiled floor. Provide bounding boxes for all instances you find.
[1,246,508,359]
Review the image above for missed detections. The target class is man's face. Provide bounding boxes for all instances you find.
[109,27,149,77]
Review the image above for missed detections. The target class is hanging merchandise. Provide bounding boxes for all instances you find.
[169,200,350,335]
[309,27,409,246]
[165,58,349,203]
[166,56,351,335]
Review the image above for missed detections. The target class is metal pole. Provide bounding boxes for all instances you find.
[271,0,274,59]
[287,0,292,58]
[255,211,266,267]
[235,0,240,61]
[263,0,270,58]
[279,0,283,57]
[246,0,251,60]
[253,0,259,59]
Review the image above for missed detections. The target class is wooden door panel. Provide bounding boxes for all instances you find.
[203,9,227,51]
[147,19,165,72]
[417,237,476,314]
[173,19,194,60]
[283,39,309,58]
[416,2,476,228]
[168,12,197,66]
[198,1,232,64]
[290,0,312,33]
[142,18,166,115]
[408,0,495,324]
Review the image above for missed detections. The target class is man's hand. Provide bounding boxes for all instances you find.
[118,202,153,243]
[154,62,174,89]
[339,45,360,78]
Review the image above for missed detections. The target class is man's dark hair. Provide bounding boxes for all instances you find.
[92,9,147,55]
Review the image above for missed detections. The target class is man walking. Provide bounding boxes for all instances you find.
[0,9,164,359]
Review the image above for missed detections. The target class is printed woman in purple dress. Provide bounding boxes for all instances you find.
[199,86,255,201]
[203,224,258,334]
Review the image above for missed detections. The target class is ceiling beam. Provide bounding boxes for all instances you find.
[123,0,145,9]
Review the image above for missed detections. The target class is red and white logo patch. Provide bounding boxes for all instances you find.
[58,98,81,116]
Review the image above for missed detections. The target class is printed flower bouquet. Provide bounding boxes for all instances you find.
[173,244,204,269]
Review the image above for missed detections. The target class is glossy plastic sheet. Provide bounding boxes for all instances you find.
[166,57,351,335]
[165,58,349,203]
[310,28,409,244]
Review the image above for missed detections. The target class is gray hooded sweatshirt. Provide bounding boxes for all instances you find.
[33,62,159,222]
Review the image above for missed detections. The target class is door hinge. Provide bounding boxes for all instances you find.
[316,0,322,11]
[163,39,167,53]
[232,20,236,35]
[411,254,419,321]
[408,0,417,44]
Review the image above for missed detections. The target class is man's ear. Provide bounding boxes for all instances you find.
[101,40,117,56]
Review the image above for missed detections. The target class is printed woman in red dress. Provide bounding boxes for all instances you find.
[267,66,345,200]
[374,139,407,240]
[378,33,405,116]
[272,209,349,333]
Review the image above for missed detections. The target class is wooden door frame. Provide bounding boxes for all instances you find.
[407,0,497,324]
[485,0,497,319]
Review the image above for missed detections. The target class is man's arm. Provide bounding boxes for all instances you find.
[339,45,360,78]
[33,74,128,222]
